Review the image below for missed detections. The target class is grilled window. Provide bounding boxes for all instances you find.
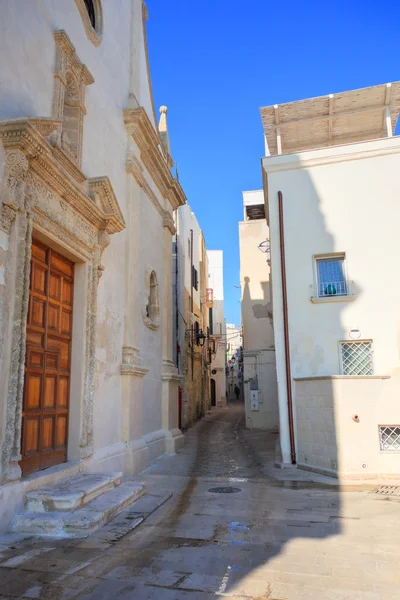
[340,340,373,376]
[379,426,400,451]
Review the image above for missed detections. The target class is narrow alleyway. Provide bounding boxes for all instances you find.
[0,400,399,599]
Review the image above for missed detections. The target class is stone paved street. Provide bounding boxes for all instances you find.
[0,399,400,599]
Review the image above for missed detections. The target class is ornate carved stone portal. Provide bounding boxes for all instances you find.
[0,118,125,483]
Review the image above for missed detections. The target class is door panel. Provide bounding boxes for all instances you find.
[20,239,74,476]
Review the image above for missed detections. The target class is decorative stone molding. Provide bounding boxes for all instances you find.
[53,30,94,166]
[161,358,182,383]
[74,0,103,46]
[162,210,176,235]
[142,269,160,330]
[1,149,29,218]
[120,346,149,377]
[0,120,125,235]
[0,118,125,482]
[89,177,126,235]
[126,154,163,217]
[123,107,186,210]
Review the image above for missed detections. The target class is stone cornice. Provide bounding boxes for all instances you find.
[125,153,163,217]
[262,137,400,174]
[89,177,126,234]
[0,119,125,234]
[123,107,186,210]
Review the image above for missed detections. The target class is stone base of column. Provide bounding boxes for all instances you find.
[125,438,150,475]
[165,428,185,453]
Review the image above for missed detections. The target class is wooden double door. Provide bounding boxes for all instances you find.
[20,239,74,476]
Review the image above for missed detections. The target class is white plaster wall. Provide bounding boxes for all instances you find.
[207,250,224,334]
[265,136,400,466]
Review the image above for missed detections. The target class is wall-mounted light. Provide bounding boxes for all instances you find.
[197,330,206,347]
[349,329,361,339]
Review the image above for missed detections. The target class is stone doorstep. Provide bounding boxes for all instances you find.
[11,482,145,538]
[25,472,123,512]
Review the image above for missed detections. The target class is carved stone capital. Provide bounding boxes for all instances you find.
[120,346,149,377]
[161,358,182,382]
[162,210,176,235]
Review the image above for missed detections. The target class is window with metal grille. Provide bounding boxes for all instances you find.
[316,255,347,297]
[379,426,400,451]
[192,266,198,291]
[340,340,373,376]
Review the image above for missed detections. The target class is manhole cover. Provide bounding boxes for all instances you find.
[208,487,242,494]
[375,485,400,496]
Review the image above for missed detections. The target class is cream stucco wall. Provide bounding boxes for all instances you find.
[239,191,278,430]
[264,136,400,474]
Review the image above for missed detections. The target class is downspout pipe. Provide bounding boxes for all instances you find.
[190,228,194,380]
[278,191,296,464]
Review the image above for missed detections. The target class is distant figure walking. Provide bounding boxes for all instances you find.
[234,384,240,400]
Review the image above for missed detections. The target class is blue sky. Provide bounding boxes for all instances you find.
[146,0,400,326]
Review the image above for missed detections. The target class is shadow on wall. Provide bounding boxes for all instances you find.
[217,163,361,595]
[241,274,278,430]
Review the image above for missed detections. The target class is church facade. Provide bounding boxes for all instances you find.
[0,0,185,530]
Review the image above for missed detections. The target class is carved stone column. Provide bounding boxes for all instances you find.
[161,211,184,453]
[0,150,32,482]
[79,231,110,460]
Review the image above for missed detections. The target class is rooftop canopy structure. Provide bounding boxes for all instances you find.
[260,82,400,156]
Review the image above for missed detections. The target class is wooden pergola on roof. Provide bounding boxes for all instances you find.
[260,82,400,156]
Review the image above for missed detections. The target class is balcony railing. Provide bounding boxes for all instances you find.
[310,280,355,303]
[317,280,348,296]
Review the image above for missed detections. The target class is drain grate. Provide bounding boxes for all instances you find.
[375,485,400,496]
[208,487,242,494]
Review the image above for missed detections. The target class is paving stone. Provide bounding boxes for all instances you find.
[0,402,399,599]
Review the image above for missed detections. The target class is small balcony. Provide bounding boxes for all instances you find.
[310,280,356,304]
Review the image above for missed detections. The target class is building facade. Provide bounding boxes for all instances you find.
[0,0,185,531]
[173,203,211,428]
[207,250,227,408]
[226,323,242,397]
[239,191,279,429]
[261,82,400,478]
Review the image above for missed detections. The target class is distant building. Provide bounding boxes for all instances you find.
[207,250,227,408]
[173,204,211,428]
[261,82,400,478]
[239,191,279,428]
[226,323,242,396]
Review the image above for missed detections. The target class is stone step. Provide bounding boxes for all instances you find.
[25,472,123,512]
[12,481,145,538]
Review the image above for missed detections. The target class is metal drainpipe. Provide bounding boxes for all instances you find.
[278,191,296,464]
[175,232,179,369]
[190,228,194,381]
